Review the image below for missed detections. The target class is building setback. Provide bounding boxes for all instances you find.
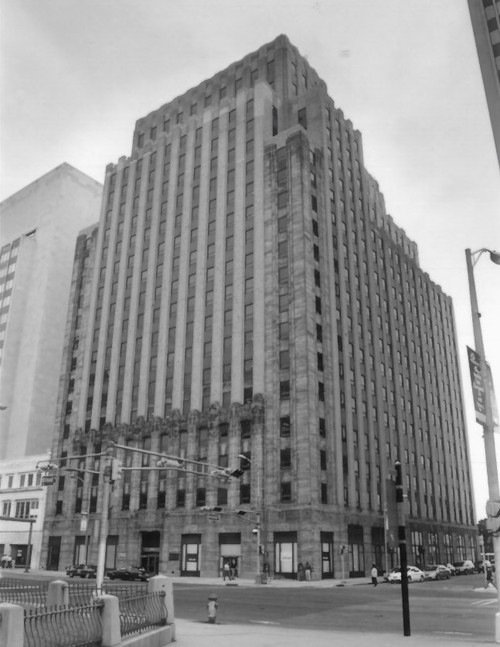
[41,36,476,579]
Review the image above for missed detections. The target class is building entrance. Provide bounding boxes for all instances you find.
[320,531,334,579]
[274,531,297,579]
[140,531,160,574]
[181,534,201,576]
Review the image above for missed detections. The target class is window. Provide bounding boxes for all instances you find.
[240,483,251,504]
[298,108,307,129]
[176,489,186,508]
[320,450,327,470]
[280,380,290,400]
[280,482,292,502]
[196,487,206,507]
[279,322,289,340]
[280,416,291,437]
[279,350,290,370]
[280,448,291,470]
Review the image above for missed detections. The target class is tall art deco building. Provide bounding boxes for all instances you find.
[42,36,476,578]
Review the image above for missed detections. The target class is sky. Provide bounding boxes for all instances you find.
[1,0,499,519]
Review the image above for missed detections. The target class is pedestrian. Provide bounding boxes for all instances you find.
[305,562,312,581]
[223,561,230,581]
[297,562,305,581]
[371,563,378,586]
[230,558,237,580]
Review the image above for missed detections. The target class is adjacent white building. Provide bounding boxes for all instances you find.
[0,163,102,460]
[0,453,49,569]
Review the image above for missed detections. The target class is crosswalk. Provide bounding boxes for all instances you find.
[471,599,497,607]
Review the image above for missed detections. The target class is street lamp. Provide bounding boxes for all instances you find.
[465,247,500,642]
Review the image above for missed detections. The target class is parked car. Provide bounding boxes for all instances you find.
[105,566,150,581]
[387,566,425,583]
[66,564,97,579]
[423,564,450,581]
[453,560,475,575]
[446,563,456,576]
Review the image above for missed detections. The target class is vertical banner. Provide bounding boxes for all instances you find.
[467,346,499,431]
[467,346,487,425]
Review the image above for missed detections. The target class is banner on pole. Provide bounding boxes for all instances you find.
[467,346,499,431]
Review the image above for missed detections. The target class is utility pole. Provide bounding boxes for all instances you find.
[95,471,111,594]
[466,247,500,642]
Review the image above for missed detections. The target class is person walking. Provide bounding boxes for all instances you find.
[371,564,378,586]
[305,562,312,581]
[297,562,305,581]
[223,561,230,581]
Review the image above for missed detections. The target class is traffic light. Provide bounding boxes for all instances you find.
[157,457,184,469]
[110,458,123,483]
[200,506,223,513]
[486,500,500,533]
[210,467,232,482]
[239,452,251,472]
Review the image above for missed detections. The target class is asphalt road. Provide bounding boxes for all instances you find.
[173,574,497,642]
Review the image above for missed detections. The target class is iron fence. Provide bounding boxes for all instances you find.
[103,581,148,598]
[119,591,167,637]
[24,601,104,647]
[0,578,48,608]
[66,580,148,605]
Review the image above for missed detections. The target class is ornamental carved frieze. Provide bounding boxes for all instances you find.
[188,409,200,426]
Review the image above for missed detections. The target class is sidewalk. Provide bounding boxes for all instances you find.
[173,618,485,647]
[5,568,495,593]
[2,570,493,645]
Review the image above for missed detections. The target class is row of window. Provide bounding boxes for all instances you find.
[1,499,39,518]
[0,472,41,490]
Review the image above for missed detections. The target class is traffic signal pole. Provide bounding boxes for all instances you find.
[95,468,111,594]
[395,461,410,637]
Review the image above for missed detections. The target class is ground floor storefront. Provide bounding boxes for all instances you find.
[41,510,477,580]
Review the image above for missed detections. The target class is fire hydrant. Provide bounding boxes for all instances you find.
[207,593,218,623]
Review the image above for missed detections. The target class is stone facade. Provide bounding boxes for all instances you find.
[41,36,476,580]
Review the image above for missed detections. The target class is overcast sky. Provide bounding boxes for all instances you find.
[1,0,499,519]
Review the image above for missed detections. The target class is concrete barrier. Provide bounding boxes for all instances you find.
[148,575,175,639]
[0,603,24,647]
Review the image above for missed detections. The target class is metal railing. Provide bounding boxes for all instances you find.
[119,590,167,637]
[0,578,48,608]
[24,601,104,647]
[103,581,148,598]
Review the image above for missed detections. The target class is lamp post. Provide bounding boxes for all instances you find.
[465,247,500,642]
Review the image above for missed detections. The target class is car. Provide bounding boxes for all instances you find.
[423,564,450,581]
[446,563,456,576]
[387,566,425,583]
[453,560,475,575]
[105,566,151,581]
[66,564,97,579]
